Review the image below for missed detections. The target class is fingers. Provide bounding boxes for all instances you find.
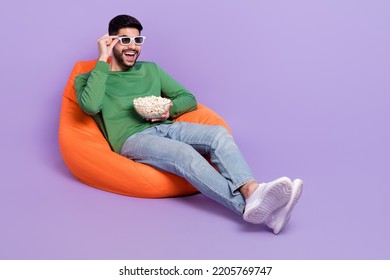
[97,34,118,61]
[150,103,172,122]
[98,34,118,47]
[150,114,168,122]
[97,34,118,41]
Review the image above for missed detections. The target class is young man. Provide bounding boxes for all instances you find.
[75,14,303,234]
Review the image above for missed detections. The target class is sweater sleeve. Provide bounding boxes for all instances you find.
[75,61,110,115]
[157,65,198,118]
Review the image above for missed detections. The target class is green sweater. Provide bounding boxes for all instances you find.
[75,61,198,153]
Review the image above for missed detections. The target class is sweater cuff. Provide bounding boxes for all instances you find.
[95,61,110,73]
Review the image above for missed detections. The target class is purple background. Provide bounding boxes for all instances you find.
[1,0,389,259]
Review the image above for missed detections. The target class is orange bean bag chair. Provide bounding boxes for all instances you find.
[59,59,231,198]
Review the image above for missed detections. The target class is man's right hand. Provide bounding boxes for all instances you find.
[97,34,119,62]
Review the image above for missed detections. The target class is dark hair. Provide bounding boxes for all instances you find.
[108,14,143,35]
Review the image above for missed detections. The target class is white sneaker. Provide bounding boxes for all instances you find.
[243,177,292,224]
[266,179,304,234]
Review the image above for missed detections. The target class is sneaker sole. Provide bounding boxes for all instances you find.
[269,179,304,234]
[243,177,291,224]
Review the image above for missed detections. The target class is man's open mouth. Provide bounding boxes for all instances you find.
[124,50,137,57]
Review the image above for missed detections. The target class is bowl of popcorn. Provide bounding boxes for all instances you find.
[133,96,172,120]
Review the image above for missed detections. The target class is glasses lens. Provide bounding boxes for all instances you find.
[134,36,144,44]
[120,37,131,45]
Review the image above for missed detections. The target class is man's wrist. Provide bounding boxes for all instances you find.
[98,55,109,62]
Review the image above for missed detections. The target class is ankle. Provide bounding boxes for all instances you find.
[240,180,260,199]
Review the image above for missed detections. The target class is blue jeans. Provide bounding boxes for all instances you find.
[120,122,254,215]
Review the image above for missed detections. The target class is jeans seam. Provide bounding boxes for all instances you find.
[189,140,252,191]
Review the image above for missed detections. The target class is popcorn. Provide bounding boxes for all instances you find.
[133,96,171,120]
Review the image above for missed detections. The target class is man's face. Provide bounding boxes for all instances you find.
[112,27,142,70]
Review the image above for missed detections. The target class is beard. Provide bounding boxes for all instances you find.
[112,47,139,70]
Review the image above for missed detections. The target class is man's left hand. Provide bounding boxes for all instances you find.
[150,102,173,122]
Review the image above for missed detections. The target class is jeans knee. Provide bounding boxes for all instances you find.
[214,125,228,133]
[214,125,232,139]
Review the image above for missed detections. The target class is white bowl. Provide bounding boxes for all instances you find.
[133,96,171,120]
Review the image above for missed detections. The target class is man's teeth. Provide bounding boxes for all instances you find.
[124,51,136,56]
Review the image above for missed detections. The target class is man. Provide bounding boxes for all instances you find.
[75,14,303,234]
